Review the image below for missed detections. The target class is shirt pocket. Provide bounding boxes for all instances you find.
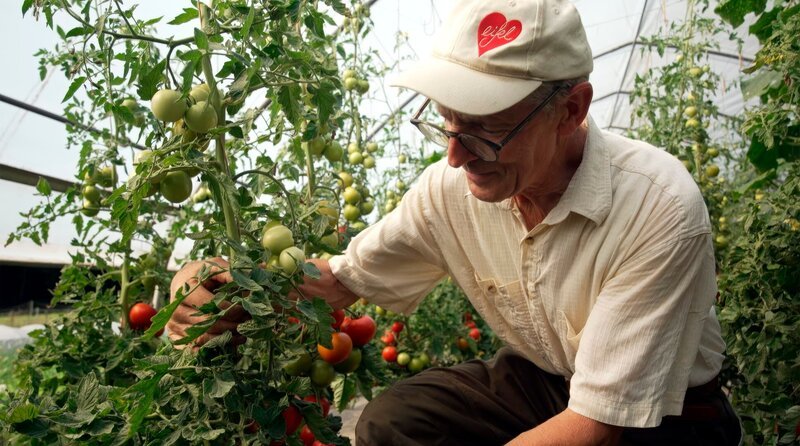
[559,310,583,371]
[474,273,538,351]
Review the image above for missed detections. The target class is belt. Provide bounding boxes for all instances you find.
[676,375,723,421]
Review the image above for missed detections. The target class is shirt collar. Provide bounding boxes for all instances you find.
[542,116,612,226]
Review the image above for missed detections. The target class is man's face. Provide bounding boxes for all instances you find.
[437,100,562,203]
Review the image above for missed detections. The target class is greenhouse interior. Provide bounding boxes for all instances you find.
[0,0,797,444]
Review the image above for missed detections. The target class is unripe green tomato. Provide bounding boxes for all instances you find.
[338,171,354,188]
[189,83,211,103]
[279,246,306,275]
[343,186,361,205]
[349,152,363,165]
[418,352,431,366]
[360,199,374,215]
[283,352,313,376]
[324,141,343,162]
[386,190,396,199]
[707,147,719,158]
[343,204,361,222]
[81,198,100,216]
[397,352,411,366]
[396,180,406,191]
[357,79,370,94]
[682,160,693,172]
[363,156,376,169]
[334,348,362,373]
[366,142,379,153]
[409,357,425,373]
[714,234,728,248]
[398,154,407,163]
[122,98,139,111]
[95,166,117,188]
[675,54,684,63]
[151,89,188,122]
[342,69,357,80]
[684,106,697,117]
[82,185,101,203]
[705,164,720,178]
[159,171,192,203]
[344,77,358,91]
[350,221,367,231]
[261,225,294,254]
[385,201,396,213]
[184,101,218,133]
[685,118,700,128]
[320,232,339,248]
[375,306,386,316]
[347,142,360,154]
[688,67,703,77]
[310,359,336,387]
[192,186,212,203]
[308,137,327,156]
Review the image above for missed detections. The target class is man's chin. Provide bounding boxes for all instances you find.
[466,181,505,203]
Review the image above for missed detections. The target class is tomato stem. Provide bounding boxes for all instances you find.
[120,248,131,330]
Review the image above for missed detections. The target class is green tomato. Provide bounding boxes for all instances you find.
[310,360,336,387]
[122,98,139,111]
[150,89,188,122]
[308,137,327,156]
[159,171,192,203]
[338,171,354,187]
[184,101,218,133]
[350,221,367,231]
[334,348,362,374]
[320,232,339,248]
[134,149,154,166]
[397,352,411,366]
[357,79,370,94]
[348,152,363,165]
[342,69,357,80]
[684,106,697,117]
[418,353,431,366]
[409,358,425,373]
[96,166,117,188]
[261,225,294,254]
[363,156,376,169]
[366,142,379,153]
[343,204,361,222]
[359,199,374,215]
[81,198,100,216]
[283,353,313,376]
[82,185,101,203]
[705,165,720,178]
[396,180,406,191]
[347,142,360,154]
[398,154,407,163]
[279,246,306,275]
[344,77,358,91]
[324,141,343,162]
[190,83,211,103]
[343,187,362,205]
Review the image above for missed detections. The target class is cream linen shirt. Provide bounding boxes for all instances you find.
[329,117,726,428]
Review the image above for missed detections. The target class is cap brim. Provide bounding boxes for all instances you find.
[389,58,543,116]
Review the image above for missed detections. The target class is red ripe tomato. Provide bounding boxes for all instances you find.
[282,405,303,435]
[391,321,404,333]
[464,311,473,321]
[317,332,353,365]
[303,395,331,417]
[129,302,160,333]
[457,337,469,351]
[382,346,398,363]
[469,328,481,341]
[340,315,377,346]
[330,309,346,329]
[464,320,477,329]
[300,425,316,445]
[380,331,395,345]
[245,419,260,434]
[288,316,300,324]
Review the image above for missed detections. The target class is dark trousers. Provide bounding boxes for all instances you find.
[355,347,742,446]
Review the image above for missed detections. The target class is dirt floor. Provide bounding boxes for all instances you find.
[338,396,368,442]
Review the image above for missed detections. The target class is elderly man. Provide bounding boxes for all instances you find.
[169,0,742,444]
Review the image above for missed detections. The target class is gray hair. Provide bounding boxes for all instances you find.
[519,76,590,110]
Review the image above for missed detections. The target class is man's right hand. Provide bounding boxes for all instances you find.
[167,257,250,347]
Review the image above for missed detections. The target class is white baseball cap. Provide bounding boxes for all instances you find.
[390,0,593,116]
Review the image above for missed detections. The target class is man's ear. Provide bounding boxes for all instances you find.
[557,82,593,136]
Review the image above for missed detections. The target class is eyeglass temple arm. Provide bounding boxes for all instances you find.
[498,86,565,146]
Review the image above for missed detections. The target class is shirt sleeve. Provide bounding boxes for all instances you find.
[567,231,718,428]
[329,168,448,314]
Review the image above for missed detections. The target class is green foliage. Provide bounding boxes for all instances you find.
[718,164,800,445]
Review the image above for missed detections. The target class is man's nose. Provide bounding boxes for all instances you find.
[447,136,478,168]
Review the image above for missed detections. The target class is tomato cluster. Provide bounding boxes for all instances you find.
[375,308,431,374]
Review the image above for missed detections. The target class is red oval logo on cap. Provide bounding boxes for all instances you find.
[478,12,522,57]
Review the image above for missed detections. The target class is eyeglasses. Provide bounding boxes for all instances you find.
[410,86,565,162]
